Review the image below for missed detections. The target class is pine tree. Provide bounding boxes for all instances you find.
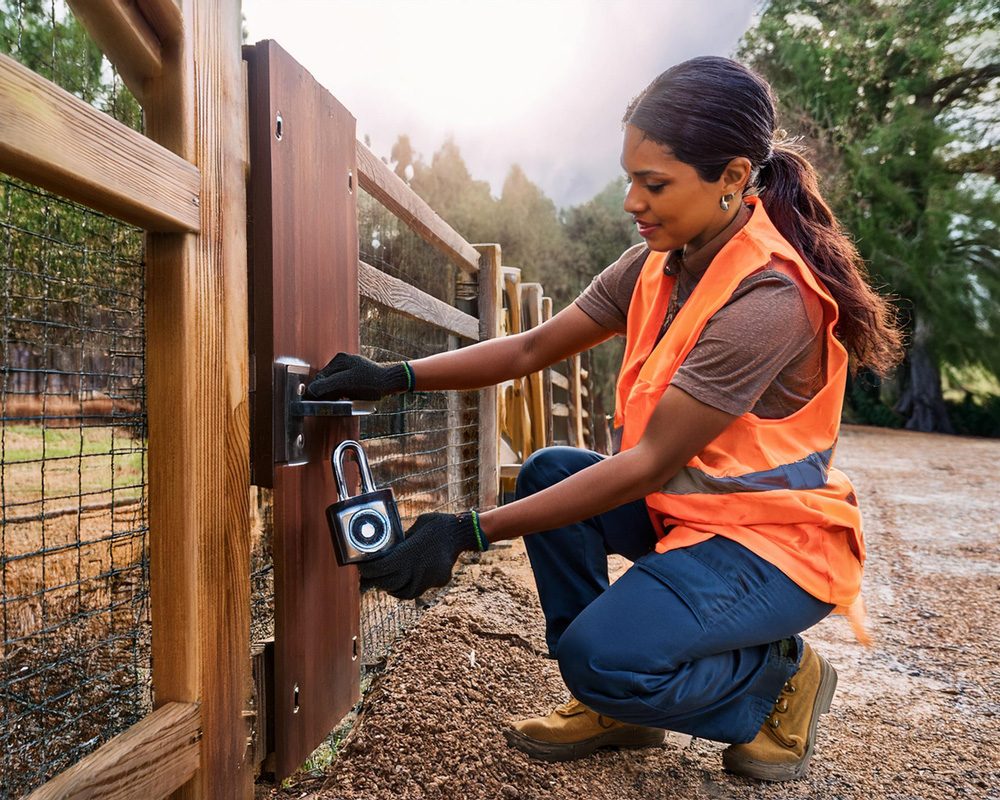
[741,0,1000,432]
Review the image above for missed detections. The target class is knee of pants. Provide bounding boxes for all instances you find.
[555,622,624,710]
[515,446,589,500]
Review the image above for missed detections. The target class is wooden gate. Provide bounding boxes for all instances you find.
[245,40,362,781]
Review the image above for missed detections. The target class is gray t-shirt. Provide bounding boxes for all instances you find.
[575,205,826,419]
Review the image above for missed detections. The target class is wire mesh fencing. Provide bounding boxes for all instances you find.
[0,176,149,798]
[356,189,480,667]
[0,4,149,797]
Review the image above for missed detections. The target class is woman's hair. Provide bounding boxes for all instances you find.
[624,56,903,376]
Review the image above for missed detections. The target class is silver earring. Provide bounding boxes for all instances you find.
[720,193,735,212]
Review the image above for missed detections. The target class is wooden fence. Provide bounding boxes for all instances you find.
[497,268,608,494]
[0,4,605,796]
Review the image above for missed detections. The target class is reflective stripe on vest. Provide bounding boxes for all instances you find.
[661,447,833,495]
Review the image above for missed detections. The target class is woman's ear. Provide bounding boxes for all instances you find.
[722,157,752,195]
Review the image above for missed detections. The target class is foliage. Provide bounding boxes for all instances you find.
[740,0,1000,432]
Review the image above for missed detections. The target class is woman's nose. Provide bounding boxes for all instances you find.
[623,183,645,215]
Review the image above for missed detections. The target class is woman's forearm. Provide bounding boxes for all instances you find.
[477,445,666,542]
[406,332,535,391]
[406,305,613,392]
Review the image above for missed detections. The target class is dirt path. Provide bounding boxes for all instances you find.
[274,425,1000,800]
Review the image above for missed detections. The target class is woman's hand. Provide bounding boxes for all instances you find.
[307,353,409,401]
[358,511,488,599]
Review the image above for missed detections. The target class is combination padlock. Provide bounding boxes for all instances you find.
[326,439,404,566]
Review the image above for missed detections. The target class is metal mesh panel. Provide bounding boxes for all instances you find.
[356,188,480,667]
[0,4,149,796]
[358,189,456,304]
[0,176,149,797]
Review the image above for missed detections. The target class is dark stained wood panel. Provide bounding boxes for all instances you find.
[245,40,360,781]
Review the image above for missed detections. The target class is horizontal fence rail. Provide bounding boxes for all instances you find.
[0,54,201,233]
[355,140,480,275]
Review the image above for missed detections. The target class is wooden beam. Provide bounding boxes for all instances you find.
[540,297,554,447]
[359,260,478,341]
[549,369,569,391]
[474,244,502,509]
[356,140,480,275]
[26,703,200,800]
[0,54,200,232]
[552,402,569,417]
[145,0,252,797]
[137,0,184,42]
[569,354,585,447]
[499,463,522,480]
[500,267,531,458]
[66,0,162,102]
[521,282,545,454]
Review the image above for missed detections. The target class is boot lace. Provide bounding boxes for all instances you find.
[764,679,797,748]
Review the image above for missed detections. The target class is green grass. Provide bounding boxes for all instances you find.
[1,425,145,506]
[2,425,136,462]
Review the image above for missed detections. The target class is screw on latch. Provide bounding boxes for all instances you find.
[297,381,306,397]
[347,169,354,194]
[275,112,283,140]
[293,683,300,714]
[295,434,304,449]
[352,636,358,661]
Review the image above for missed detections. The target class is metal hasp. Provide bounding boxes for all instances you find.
[273,357,375,465]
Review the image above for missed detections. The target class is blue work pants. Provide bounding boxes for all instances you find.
[517,446,834,744]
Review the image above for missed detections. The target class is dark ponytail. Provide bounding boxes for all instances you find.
[625,57,903,376]
[756,143,903,376]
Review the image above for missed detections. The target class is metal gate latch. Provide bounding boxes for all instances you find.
[273,357,375,465]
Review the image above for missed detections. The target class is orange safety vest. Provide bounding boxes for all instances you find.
[614,196,868,637]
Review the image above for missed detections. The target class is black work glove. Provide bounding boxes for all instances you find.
[359,511,489,600]
[307,352,412,401]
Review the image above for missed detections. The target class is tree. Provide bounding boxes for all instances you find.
[491,164,569,286]
[741,0,1000,432]
[407,137,498,246]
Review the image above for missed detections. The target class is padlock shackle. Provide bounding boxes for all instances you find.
[331,439,378,500]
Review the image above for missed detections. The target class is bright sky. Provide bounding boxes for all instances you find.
[243,0,758,208]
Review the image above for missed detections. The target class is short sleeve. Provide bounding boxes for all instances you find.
[670,270,822,417]
[574,243,648,335]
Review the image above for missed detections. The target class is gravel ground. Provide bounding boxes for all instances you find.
[269,425,1000,800]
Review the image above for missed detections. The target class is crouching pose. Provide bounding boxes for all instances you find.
[310,56,902,782]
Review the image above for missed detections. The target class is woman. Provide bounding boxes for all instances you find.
[309,56,903,782]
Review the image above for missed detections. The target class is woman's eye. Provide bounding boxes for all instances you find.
[646,183,666,193]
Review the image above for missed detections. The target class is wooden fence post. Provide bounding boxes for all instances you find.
[569,354,585,448]
[144,0,252,797]
[541,297,554,447]
[521,283,546,453]
[474,244,501,509]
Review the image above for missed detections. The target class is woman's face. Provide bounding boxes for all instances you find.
[621,124,737,253]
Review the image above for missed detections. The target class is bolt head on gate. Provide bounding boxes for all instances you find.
[327,440,404,565]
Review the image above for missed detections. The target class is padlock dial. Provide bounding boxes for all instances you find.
[346,508,392,552]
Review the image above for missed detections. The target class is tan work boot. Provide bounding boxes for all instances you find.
[504,696,665,762]
[723,642,838,781]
